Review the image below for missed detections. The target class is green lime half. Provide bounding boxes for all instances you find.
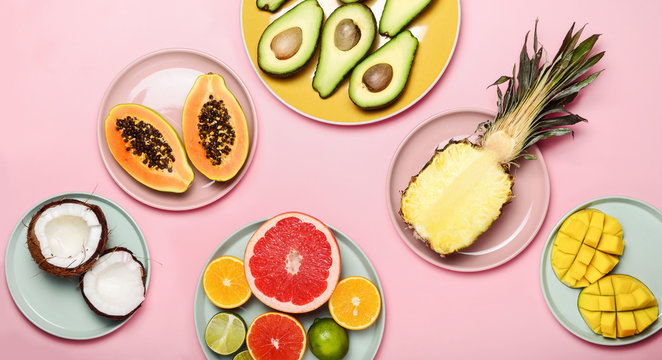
[233,350,254,360]
[205,312,247,355]
[307,318,349,360]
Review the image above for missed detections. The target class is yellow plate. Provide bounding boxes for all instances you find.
[241,0,460,125]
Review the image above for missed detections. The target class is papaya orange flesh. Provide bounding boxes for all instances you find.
[182,73,249,181]
[105,104,194,193]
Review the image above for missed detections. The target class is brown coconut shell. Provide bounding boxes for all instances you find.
[80,247,147,321]
[26,198,108,277]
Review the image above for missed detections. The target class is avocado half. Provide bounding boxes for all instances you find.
[312,3,376,98]
[257,0,324,77]
[348,30,418,110]
[256,0,287,12]
[379,0,432,37]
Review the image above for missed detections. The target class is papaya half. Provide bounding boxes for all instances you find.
[182,73,249,181]
[105,104,194,193]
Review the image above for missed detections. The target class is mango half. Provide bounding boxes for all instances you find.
[578,275,658,338]
[551,209,624,288]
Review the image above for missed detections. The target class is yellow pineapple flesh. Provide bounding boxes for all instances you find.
[401,141,512,254]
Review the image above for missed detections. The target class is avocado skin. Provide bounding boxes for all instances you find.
[257,0,324,77]
[312,3,377,98]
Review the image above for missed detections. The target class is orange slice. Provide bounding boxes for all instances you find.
[328,276,382,330]
[246,312,306,360]
[203,255,252,309]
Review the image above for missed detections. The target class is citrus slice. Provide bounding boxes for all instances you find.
[246,312,306,360]
[233,350,254,360]
[204,255,252,309]
[329,276,382,330]
[205,312,247,355]
[244,212,341,313]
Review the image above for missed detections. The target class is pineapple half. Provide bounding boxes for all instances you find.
[401,21,604,255]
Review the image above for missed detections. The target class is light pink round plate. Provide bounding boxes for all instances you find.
[97,49,258,211]
[386,108,550,271]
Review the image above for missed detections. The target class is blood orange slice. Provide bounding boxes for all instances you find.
[244,212,341,313]
[246,312,306,360]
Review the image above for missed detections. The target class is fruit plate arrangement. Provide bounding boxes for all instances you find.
[240,0,460,125]
[540,196,662,345]
[4,192,150,340]
[386,108,550,271]
[97,48,258,211]
[193,218,385,359]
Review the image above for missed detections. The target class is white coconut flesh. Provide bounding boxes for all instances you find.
[82,250,145,317]
[33,202,103,268]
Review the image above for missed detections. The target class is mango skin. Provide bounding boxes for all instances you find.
[578,274,658,338]
[551,209,624,288]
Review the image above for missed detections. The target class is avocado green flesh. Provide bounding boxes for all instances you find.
[257,0,324,76]
[349,30,418,109]
[379,0,432,36]
[312,4,376,98]
[256,0,287,12]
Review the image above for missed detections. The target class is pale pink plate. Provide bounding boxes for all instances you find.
[386,108,550,271]
[97,49,258,211]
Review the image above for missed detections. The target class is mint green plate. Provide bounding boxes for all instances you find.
[5,192,150,340]
[541,196,662,345]
[193,218,386,359]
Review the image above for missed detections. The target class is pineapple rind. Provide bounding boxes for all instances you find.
[400,141,513,255]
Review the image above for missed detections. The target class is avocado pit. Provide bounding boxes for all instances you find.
[362,63,393,92]
[270,27,303,60]
[334,19,361,51]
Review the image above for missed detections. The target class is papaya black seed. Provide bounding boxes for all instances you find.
[197,98,235,166]
[115,116,175,171]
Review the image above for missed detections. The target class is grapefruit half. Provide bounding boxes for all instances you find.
[244,212,341,313]
[246,312,306,360]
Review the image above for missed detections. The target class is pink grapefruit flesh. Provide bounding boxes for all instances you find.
[244,212,341,313]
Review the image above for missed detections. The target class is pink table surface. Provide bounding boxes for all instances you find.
[2,1,661,359]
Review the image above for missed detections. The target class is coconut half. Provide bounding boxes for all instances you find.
[27,199,108,276]
[80,247,146,320]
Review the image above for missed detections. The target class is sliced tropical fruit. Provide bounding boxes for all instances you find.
[578,275,658,338]
[182,73,250,182]
[551,209,624,288]
[233,350,254,360]
[400,22,603,256]
[203,255,252,309]
[328,276,381,330]
[27,198,108,277]
[246,312,306,360]
[105,103,194,193]
[205,312,247,355]
[244,212,341,313]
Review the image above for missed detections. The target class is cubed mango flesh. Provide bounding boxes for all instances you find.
[578,274,658,339]
[551,209,625,288]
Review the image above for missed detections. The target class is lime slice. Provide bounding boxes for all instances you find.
[233,350,254,360]
[205,312,247,355]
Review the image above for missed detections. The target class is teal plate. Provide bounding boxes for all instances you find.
[541,196,662,345]
[193,218,386,359]
[5,192,150,340]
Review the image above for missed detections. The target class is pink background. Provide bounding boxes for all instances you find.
[2,0,661,359]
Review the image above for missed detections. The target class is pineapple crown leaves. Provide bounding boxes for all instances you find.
[477,20,604,162]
